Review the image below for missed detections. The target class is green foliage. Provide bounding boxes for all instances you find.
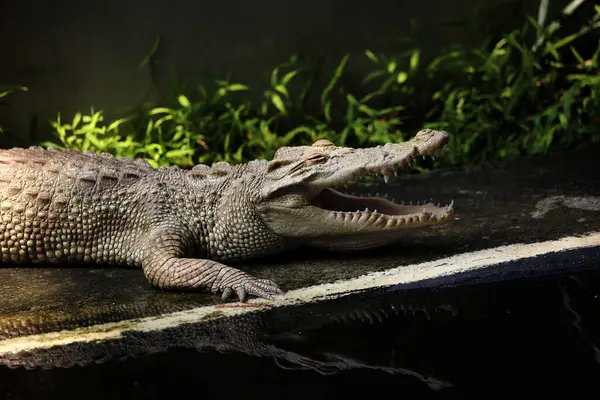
[43,53,414,168]
[423,4,600,165]
[44,4,600,169]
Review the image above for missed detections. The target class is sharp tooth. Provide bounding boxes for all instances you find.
[383,174,389,184]
[432,156,436,161]
[374,209,378,213]
[394,170,398,177]
[365,207,369,212]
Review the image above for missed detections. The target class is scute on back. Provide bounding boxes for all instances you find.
[0,146,156,196]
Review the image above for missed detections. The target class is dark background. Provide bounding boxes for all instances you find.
[0,0,557,143]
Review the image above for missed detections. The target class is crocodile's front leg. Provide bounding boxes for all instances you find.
[139,228,283,302]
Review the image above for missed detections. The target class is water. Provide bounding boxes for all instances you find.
[2,264,600,397]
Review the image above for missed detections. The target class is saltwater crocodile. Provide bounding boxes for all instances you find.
[0,129,454,301]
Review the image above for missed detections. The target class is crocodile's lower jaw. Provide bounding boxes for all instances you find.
[259,187,454,247]
[310,188,454,228]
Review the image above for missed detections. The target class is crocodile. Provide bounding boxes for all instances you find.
[0,129,454,302]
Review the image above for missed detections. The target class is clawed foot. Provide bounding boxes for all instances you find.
[219,276,284,302]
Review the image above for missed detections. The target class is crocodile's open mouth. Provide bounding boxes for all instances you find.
[259,129,455,247]
[303,129,454,227]
[309,187,454,227]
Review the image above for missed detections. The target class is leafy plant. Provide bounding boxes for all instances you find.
[43,0,600,171]
[423,0,600,165]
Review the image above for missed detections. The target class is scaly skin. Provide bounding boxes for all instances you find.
[0,129,454,302]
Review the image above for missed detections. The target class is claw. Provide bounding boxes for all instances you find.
[220,275,283,302]
[235,287,247,302]
[221,287,233,300]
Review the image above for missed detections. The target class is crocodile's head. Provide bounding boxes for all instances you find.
[257,129,454,250]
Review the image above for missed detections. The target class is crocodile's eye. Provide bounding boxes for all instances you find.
[312,139,335,147]
[304,153,328,166]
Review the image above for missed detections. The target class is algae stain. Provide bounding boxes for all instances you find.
[200,311,226,320]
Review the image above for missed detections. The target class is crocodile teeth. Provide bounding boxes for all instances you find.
[379,168,391,184]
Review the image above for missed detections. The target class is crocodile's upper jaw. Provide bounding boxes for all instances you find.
[257,129,454,250]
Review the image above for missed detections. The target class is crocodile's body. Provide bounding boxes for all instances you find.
[0,129,454,301]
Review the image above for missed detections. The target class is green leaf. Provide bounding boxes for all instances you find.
[321,54,349,105]
[149,107,171,115]
[409,50,420,72]
[270,68,279,87]
[177,95,191,108]
[85,132,103,148]
[281,70,298,85]
[275,84,289,98]
[166,149,194,158]
[226,83,249,91]
[387,61,397,73]
[570,46,585,65]
[0,86,27,99]
[358,104,376,117]
[363,70,387,84]
[72,113,82,129]
[365,50,379,63]
[154,115,174,127]
[107,117,131,132]
[139,35,161,68]
[552,33,581,51]
[145,120,154,136]
[270,93,286,113]
[558,113,568,129]
[396,72,408,84]
[324,100,332,122]
[40,141,62,148]
[145,143,163,156]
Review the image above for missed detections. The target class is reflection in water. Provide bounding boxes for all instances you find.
[2,267,600,396]
[559,276,600,364]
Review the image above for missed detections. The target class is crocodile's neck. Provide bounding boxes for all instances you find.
[157,162,292,262]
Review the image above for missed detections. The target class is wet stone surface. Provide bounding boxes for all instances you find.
[0,145,599,338]
[1,258,600,396]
